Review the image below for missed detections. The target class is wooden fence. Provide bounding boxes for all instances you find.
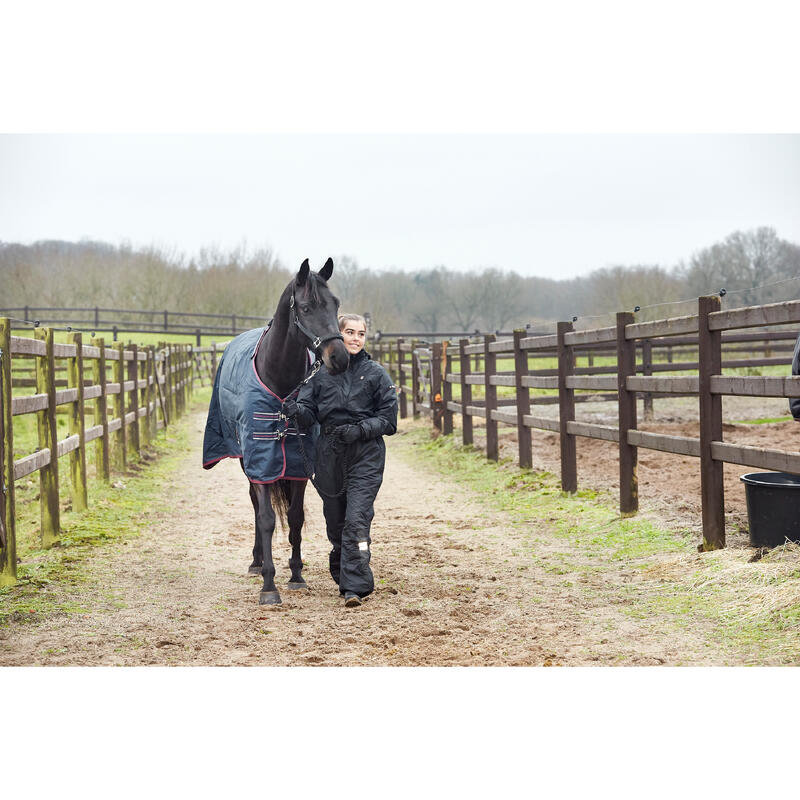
[0,305,267,343]
[372,297,800,551]
[0,318,227,587]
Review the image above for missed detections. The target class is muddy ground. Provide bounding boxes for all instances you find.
[0,395,798,666]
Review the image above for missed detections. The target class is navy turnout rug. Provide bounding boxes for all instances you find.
[202,326,318,483]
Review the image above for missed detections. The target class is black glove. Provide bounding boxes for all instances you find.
[333,424,361,444]
[282,399,299,419]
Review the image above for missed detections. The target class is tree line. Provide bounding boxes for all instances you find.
[1,227,799,333]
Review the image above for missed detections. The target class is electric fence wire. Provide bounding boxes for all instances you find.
[553,271,800,331]
[2,315,101,338]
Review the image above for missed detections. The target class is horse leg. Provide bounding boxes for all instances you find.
[248,481,263,576]
[251,482,281,605]
[286,480,308,591]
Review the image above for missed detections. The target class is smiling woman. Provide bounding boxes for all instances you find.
[283,311,398,607]
[339,313,367,355]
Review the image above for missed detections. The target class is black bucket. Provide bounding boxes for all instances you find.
[740,472,800,548]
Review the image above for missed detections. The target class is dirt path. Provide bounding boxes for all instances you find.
[0,402,794,666]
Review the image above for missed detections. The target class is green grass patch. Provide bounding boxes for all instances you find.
[0,386,212,624]
[734,416,793,425]
[399,425,692,562]
[392,421,800,664]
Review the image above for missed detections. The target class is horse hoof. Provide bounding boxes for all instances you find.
[259,591,282,605]
[287,581,308,592]
[248,565,262,576]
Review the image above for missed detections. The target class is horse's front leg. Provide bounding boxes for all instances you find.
[248,481,263,576]
[251,482,281,605]
[286,480,308,591]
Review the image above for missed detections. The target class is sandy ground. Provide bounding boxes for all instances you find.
[0,395,798,666]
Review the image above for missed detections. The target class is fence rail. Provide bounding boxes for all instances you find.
[0,317,230,587]
[370,297,800,551]
[0,305,267,343]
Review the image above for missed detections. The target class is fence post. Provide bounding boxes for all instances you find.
[91,336,110,482]
[186,345,192,405]
[181,345,188,411]
[36,326,60,546]
[698,294,725,551]
[139,348,151,448]
[411,340,420,419]
[641,339,653,420]
[460,338,473,447]
[165,345,174,423]
[148,346,158,441]
[431,342,443,431]
[396,338,407,420]
[557,321,577,493]
[176,344,183,418]
[113,341,127,470]
[513,329,532,469]
[616,313,638,516]
[442,341,453,436]
[179,345,186,413]
[128,343,140,458]
[66,331,88,512]
[210,342,218,378]
[0,318,17,585]
[157,344,169,428]
[483,334,498,461]
[188,345,194,401]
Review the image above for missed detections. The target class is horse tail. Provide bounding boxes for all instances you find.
[269,480,291,531]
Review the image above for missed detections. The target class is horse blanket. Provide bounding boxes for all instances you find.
[202,326,318,483]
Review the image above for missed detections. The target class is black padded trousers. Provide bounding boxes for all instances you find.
[317,436,385,598]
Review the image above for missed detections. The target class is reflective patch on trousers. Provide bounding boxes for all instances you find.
[358,540,369,551]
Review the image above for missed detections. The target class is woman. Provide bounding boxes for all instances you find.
[283,313,398,607]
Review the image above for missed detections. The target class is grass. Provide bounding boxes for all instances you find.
[392,419,800,664]
[0,385,212,624]
[735,416,794,425]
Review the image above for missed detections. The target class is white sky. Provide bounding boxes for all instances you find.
[3,1,800,281]
[3,133,799,278]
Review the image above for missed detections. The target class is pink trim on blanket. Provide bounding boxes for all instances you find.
[203,454,243,468]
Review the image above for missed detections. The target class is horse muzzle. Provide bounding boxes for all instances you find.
[322,338,349,374]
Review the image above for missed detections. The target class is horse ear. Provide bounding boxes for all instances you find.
[297,258,310,286]
[318,257,334,281]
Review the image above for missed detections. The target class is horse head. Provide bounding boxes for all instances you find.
[293,258,349,374]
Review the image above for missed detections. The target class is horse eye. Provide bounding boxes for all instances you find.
[300,304,310,313]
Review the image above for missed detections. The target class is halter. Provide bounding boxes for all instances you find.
[290,292,344,351]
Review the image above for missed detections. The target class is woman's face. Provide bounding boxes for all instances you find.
[341,320,367,355]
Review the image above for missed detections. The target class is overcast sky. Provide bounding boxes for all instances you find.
[3,133,799,279]
[3,3,799,283]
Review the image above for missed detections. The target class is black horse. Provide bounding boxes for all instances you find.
[203,258,349,604]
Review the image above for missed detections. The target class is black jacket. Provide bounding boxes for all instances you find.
[295,349,398,439]
[792,332,800,421]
